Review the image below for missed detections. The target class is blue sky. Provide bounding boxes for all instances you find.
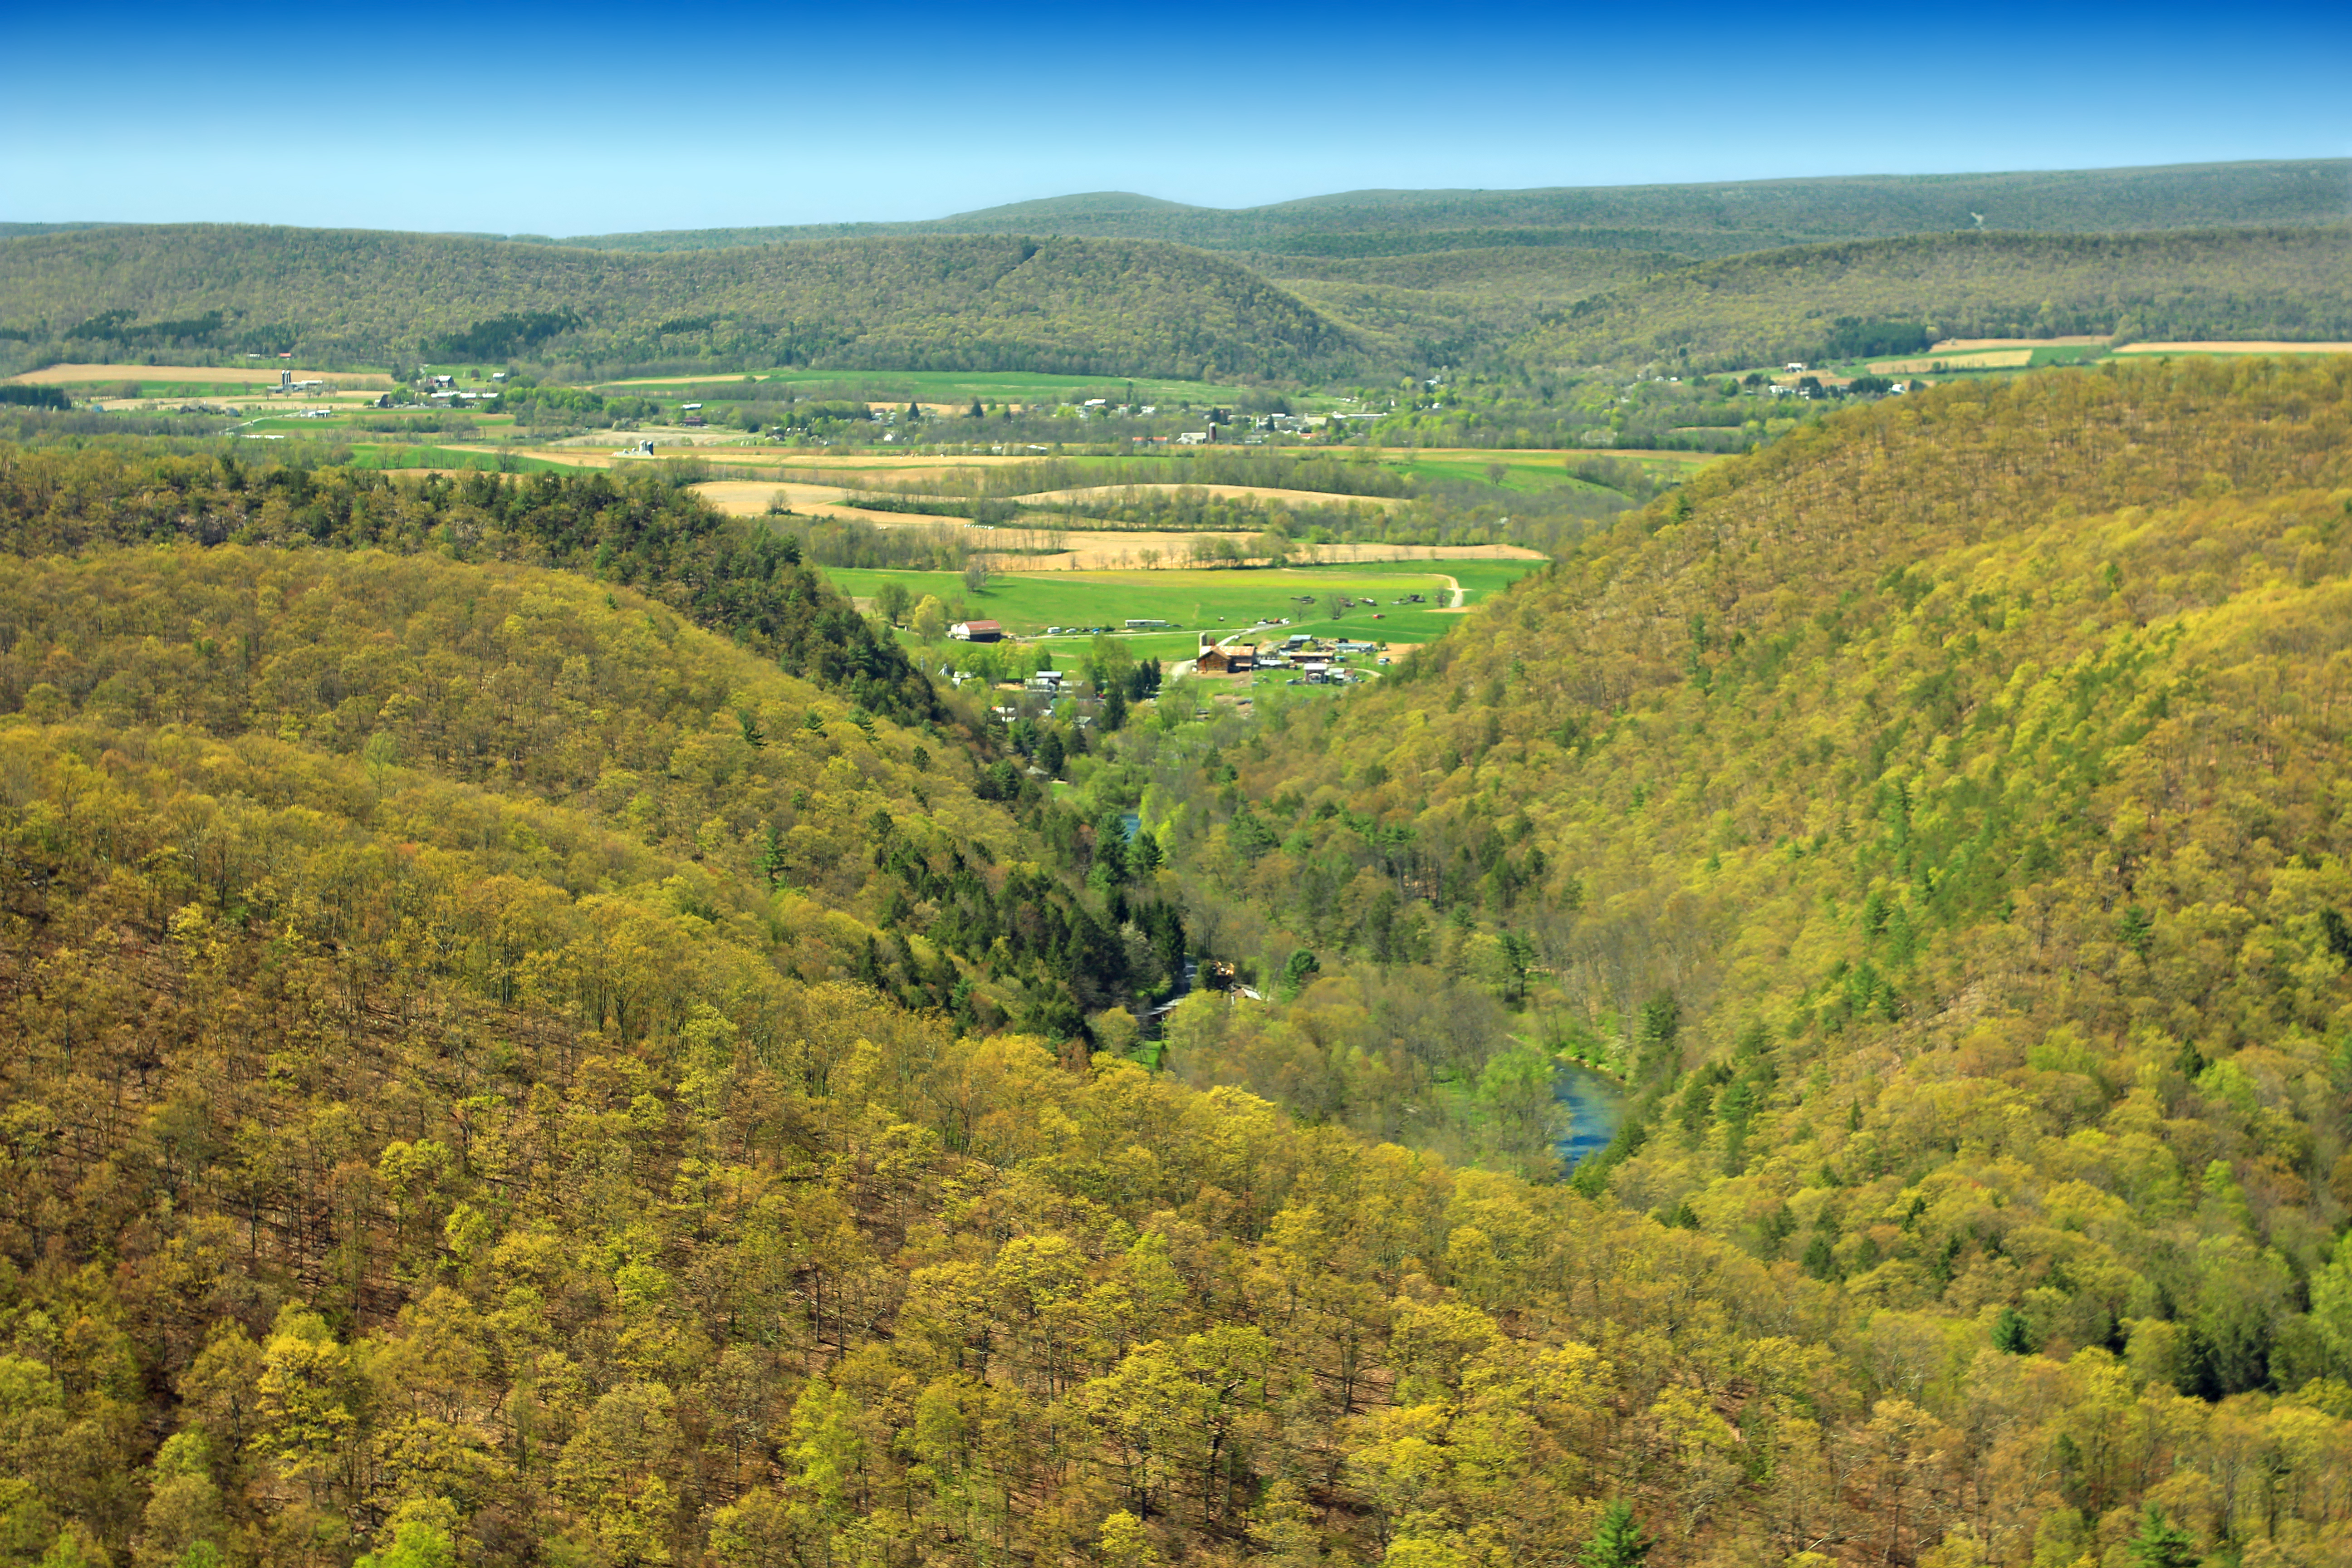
[2,0,2345,233]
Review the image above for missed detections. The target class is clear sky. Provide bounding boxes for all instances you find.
[3,0,2346,234]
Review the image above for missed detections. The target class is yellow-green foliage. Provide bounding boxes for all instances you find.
[1166,358,2352,1395]
[0,548,1003,988]
[3,518,2352,1566]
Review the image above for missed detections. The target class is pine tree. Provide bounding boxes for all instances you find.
[2127,1504,2198,1568]
[1580,1503,1653,1568]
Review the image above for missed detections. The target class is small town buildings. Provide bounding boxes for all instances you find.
[951,620,1003,642]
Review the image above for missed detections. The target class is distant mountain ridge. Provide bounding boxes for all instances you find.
[0,225,1367,379]
[550,159,2351,257]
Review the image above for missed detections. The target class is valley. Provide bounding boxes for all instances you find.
[0,159,2348,1568]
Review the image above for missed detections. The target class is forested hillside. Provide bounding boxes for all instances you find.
[0,227,1362,380]
[1513,226,2352,371]
[2,363,2352,1568]
[556,160,2352,258]
[1153,358,2352,1412]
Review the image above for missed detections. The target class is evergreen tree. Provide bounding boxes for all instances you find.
[1579,1503,1653,1568]
[2127,1504,2199,1568]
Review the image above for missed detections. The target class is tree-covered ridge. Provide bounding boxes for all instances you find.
[1157,358,2352,1393]
[0,449,941,726]
[5,698,2352,1568]
[1525,227,2352,372]
[0,227,1363,379]
[554,160,2352,258]
[0,548,1138,1019]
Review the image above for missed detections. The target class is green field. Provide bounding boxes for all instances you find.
[598,368,1252,405]
[338,443,578,474]
[816,560,1544,655]
[1376,448,1722,492]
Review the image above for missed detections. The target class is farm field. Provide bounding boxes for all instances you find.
[1015,481,1411,508]
[1371,446,1724,489]
[338,443,578,474]
[815,561,1544,652]
[1870,348,2034,372]
[1919,335,2112,352]
[8,362,393,389]
[2111,339,2352,355]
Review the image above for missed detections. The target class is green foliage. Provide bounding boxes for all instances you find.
[1160,355,2352,1395]
[0,446,942,725]
[1528,227,2352,370]
[0,227,1367,380]
[1579,1502,1653,1568]
[2127,1504,2200,1568]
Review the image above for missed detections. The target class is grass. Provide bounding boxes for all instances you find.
[339,443,581,475]
[817,561,1546,651]
[1374,447,1724,491]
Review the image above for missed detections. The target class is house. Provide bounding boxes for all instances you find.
[1175,431,1209,445]
[1025,670,1065,691]
[951,620,1003,642]
[1198,645,1256,675]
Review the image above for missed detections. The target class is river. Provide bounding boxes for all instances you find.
[1553,1061,1628,1167]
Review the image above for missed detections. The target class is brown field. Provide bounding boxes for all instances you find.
[692,481,983,526]
[10,362,393,388]
[1869,349,2034,373]
[1920,335,2110,353]
[1016,481,1409,509]
[2111,341,2352,356]
[687,480,1542,572]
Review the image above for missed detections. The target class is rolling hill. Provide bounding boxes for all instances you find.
[1155,353,2352,1399]
[556,159,2352,257]
[0,225,1367,379]
[1523,225,2352,369]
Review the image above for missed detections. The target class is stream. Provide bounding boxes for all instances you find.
[1553,1061,1628,1167]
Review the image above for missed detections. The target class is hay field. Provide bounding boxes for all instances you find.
[10,363,392,388]
[2111,341,2352,356]
[1869,349,2034,372]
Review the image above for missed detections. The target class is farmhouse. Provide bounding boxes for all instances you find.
[1198,644,1256,675]
[951,620,1003,642]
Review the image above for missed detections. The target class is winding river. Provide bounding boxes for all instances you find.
[1552,1061,1628,1167]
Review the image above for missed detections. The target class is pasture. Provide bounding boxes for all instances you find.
[817,559,1544,654]
[2111,341,2352,356]
[1370,446,1722,493]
